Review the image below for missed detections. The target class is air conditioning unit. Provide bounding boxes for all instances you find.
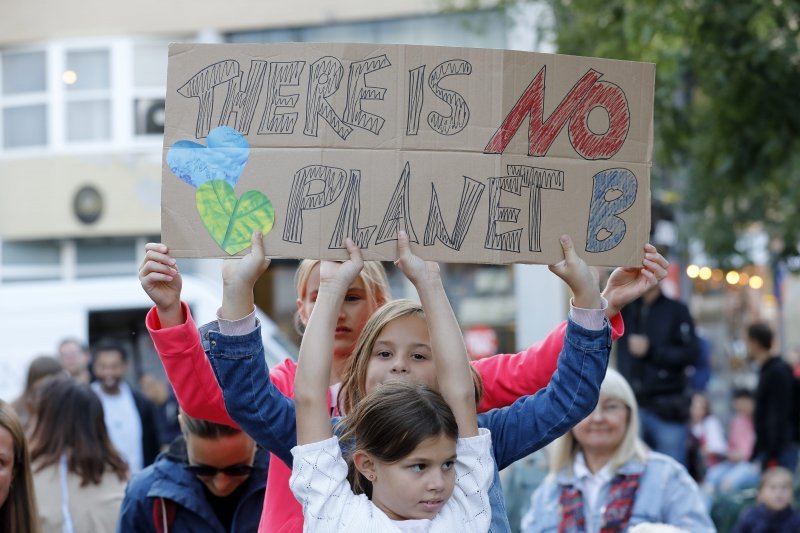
[134,98,165,135]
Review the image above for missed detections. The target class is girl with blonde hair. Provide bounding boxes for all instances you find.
[288,237,493,530]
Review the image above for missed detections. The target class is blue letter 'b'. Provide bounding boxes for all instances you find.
[586,168,637,253]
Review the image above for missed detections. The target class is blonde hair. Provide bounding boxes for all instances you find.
[339,300,425,415]
[548,368,648,475]
[337,299,483,415]
[294,259,391,333]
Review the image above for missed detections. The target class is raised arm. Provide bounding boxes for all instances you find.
[294,240,364,445]
[140,243,237,426]
[206,322,298,467]
[549,235,603,310]
[219,230,270,321]
[478,235,611,469]
[139,242,184,327]
[602,243,666,316]
[395,231,478,438]
[472,243,667,411]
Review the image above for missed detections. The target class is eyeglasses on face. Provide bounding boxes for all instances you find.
[594,400,628,415]
[183,463,255,478]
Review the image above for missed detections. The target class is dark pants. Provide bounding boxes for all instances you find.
[757,443,799,473]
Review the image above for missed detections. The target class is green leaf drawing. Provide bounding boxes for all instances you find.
[196,180,275,255]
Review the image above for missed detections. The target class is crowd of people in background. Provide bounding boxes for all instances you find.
[0,339,180,532]
[1,238,799,533]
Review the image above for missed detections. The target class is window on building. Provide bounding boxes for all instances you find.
[0,39,173,153]
[75,237,138,278]
[64,49,111,141]
[0,239,61,282]
[228,10,507,48]
[133,43,168,137]
[1,50,48,148]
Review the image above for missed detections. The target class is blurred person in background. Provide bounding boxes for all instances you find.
[29,375,128,533]
[0,400,39,533]
[11,355,63,429]
[731,466,800,533]
[687,391,727,482]
[521,368,714,532]
[746,322,798,473]
[139,372,182,447]
[57,338,91,385]
[90,339,161,473]
[690,330,712,392]
[118,411,267,532]
[702,389,759,503]
[616,282,699,465]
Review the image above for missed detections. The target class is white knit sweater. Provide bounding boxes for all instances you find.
[290,428,494,532]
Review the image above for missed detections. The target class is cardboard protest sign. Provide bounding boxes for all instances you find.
[162,42,654,265]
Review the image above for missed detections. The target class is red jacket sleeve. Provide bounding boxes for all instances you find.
[146,302,239,428]
[472,312,624,413]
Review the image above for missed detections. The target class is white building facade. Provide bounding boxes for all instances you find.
[0,0,564,398]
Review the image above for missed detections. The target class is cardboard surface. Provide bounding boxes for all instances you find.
[162,42,655,266]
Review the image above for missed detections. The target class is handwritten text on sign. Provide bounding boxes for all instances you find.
[162,43,654,265]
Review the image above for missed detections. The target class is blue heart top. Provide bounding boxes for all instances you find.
[167,126,250,189]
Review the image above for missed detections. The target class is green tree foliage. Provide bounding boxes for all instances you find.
[540,0,800,264]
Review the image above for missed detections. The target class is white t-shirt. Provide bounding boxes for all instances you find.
[290,428,493,533]
[572,451,614,529]
[691,416,727,456]
[91,381,143,473]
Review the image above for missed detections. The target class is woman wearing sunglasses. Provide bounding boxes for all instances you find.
[118,411,268,533]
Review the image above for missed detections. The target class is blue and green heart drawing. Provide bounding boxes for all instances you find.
[167,126,274,255]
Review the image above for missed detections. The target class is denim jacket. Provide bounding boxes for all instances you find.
[205,318,611,533]
[521,451,716,532]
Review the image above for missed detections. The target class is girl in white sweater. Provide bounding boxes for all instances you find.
[290,232,493,532]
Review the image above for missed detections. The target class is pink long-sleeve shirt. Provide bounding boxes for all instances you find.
[147,302,623,533]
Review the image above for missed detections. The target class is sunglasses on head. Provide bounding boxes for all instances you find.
[183,463,255,478]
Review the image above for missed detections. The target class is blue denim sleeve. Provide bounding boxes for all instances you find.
[203,321,297,467]
[642,454,716,531]
[478,318,611,470]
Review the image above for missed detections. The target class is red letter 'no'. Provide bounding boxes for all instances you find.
[483,66,630,160]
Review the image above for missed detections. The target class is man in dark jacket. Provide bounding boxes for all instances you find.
[118,413,267,532]
[746,322,798,472]
[91,339,161,472]
[617,283,699,465]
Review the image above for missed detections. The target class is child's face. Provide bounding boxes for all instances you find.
[297,264,376,359]
[370,433,457,521]
[364,314,438,394]
[733,396,754,417]
[759,472,794,511]
[689,394,708,423]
